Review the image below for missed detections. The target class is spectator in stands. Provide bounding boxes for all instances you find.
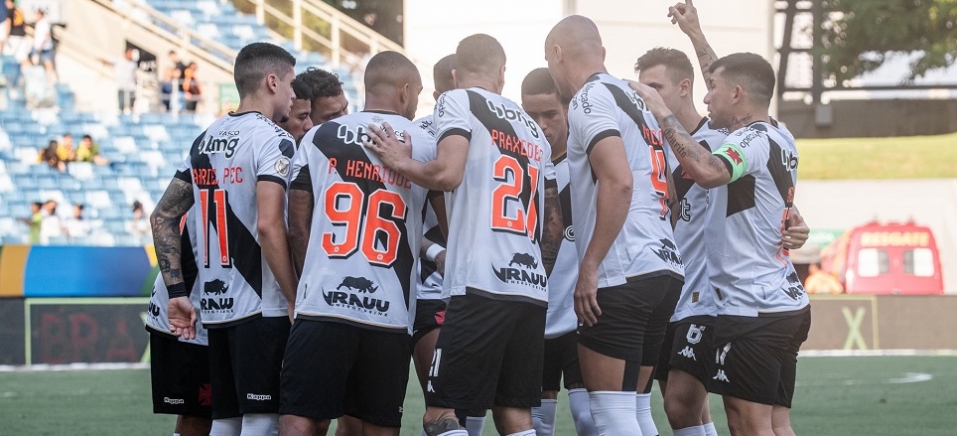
[25,8,55,89]
[56,133,76,162]
[296,67,348,124]
[39,199,60,244]
[76,134,109,165]
[37,139,65,172]
[17,201,43,244]
[2,0,29,81]
[161,50,186,111]
[100,47,138,114]
[128,200,149,238]
[63,203,89,240]
[182,61,201,112]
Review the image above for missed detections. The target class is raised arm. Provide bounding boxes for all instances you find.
[669,0,719,89]
[631,81,731,188]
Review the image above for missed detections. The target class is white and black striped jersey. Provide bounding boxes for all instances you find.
[174,111,296,328]
[434,88,556,305]
[146,215,208,345]
[290,111,435,333]
[413,114,445,301]
[665,118,727,322]
[566,73,684,288]
[708,120,808,316]
[544,154,578,338]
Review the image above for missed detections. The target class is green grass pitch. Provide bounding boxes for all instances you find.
[1,356,955,435]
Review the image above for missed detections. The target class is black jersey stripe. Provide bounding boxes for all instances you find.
[311,120,415,309]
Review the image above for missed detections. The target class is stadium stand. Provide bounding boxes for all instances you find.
[0,0,361,246]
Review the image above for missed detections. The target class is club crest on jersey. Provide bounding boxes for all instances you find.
[322,276,390,315]
[484,101,540,139]
[199,135,239,158]
[652,238,683,268]
[274,157,290,177]
[201,279,234,313]
[492,252,547,291]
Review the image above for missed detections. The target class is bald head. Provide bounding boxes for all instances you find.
[455,34,506,89]
[546,15,603,60]
[363,51,422,119]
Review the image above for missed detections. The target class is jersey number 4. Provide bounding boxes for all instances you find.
[649,145,668,220]
[321,181,408,267]
[491,155,540,239]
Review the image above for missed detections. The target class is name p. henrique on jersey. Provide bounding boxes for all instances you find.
[290,111,435,334]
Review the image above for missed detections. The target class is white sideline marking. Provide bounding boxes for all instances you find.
[801,349,957,357]
[795,372,933,387]
[0,362,150,372]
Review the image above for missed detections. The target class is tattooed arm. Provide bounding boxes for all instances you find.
[540,183,563,277]
[150,176,196,339]
[287,187,313,278]
[668,0,719,89]
[632,82,731,189]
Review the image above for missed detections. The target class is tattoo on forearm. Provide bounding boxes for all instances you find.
[540,187,563,276]
[695,41,719,90]
[662,115,726,177]
[423,417,462,436]
[152,178,194,287]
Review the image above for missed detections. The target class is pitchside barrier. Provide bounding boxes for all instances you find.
[1,245,956,366]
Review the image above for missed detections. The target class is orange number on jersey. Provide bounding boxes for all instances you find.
[198,189,231,268]
[491,155,540,240]
[649,145,668,220]
[321,182,408,267]
[321,181,363,258]
[363,190,408,266]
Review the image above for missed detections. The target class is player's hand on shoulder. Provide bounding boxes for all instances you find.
[668,0,703,36]
[168,296,197,340]
[626,80,671,120]
[364,122,413,168]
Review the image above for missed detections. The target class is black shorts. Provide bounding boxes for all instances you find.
[207,316,290,419]
[654,316,715,387]
[149,331,212,418]
[413,299,447,344]
[280,319,412,427]
[578,274,682,364]
[708,306,811,407]
[426,291,546,410]
[542,331,583,392]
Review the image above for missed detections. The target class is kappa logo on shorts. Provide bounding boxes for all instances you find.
[652,238,683,267]
[678,345,697,361]
[713,369,730,383]
[163,397,185,405]
[492,252,547,291]
[246,393,272,401]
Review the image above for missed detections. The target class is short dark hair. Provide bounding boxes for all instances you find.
[455,34,505,77]
[81,134,92,141]
[634,47,694,84]
[709,53,775,106]
[295,67,343,100]
[32,201,43,208]
[75,203,85,211]
[364,51,420,92]
[291,78,314,101]
[521,67,558,96]
[433,54,456,94]
[233,42,296,97]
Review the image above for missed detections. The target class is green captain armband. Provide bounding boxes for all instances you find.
[714,143,748,183]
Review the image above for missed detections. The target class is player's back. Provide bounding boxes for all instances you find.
[566,73,683,288]
[665,118,727,321]
[182,112,296,327]
[434,87,554,305]
[412,114,445,300]
[292,111,435,333]
[708,121,808,316]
